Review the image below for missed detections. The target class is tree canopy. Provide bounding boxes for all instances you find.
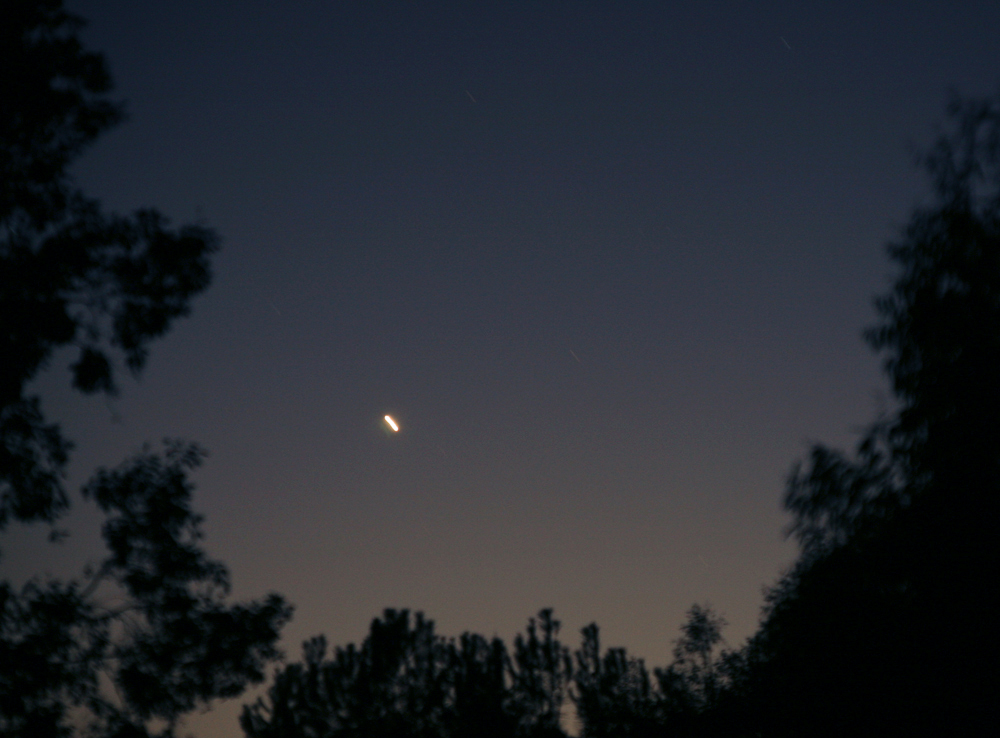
[1,3,291,736]
[241,605,734,738]
[731,89,1000,737]
[1,0,217,535]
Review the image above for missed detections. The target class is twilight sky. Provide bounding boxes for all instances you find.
[8,1,1000,735]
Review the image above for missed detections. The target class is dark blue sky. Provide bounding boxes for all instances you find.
[9,2,1000,735]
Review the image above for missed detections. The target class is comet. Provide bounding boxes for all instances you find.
[384,415,399,432]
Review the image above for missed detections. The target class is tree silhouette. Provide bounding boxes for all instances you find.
[0,442,292,737]
[572,623,657,738]
[651,603,729,728]
[508,609,572,738]
[1,0,216,534]
[242,609,575,738]
[447,631,514,738]
[1,3,291,736]
[573,604,742,737]
[242,609,452,738]
[728,89,1000,737]
[248,605,747,738]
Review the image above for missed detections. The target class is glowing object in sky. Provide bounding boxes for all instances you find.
[384,415,399,432]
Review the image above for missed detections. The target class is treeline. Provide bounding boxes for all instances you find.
[241,91,1000,738]
[240,605,736,738]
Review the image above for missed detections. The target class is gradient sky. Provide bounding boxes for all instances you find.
[8,1,1000,736]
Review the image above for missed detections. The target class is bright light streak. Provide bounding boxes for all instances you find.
[384,415,399,432]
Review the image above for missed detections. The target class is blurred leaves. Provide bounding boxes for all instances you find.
[729,89,1000,737]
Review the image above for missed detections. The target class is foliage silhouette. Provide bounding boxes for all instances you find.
[508,609,572,738]
[244,605,737,738]
[447,631,514,738]
[1,443,292,738]
[573,623,657,738]
[1,2,292,736]
[722,89,1000,737]
[242,609,569,738]
[1,0,216,534]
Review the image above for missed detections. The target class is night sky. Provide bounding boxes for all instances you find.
[8,2,1000,735]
